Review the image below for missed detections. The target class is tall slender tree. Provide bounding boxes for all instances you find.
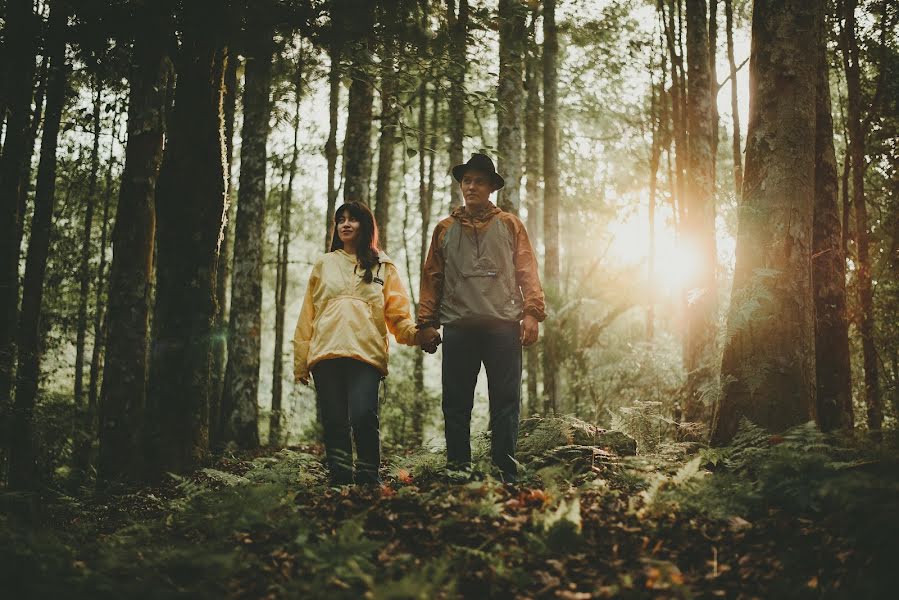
[724,0,742,198]
[211,49,240,448]
[447,0,469,210]
[271,56,303,447]
[145,3,228,476]
[374,30,398,252]
[342,0,376,204]
[712,0,821,445]
[221,17,275,450]
[8,0,70,490]
[542,0,560,415]
[496,0,526,215]
[98,4,172,483]
[0,0,38,455]
[683,0,718,428]
[523,9,541,414]
[841,0,882,432]
[324,10,342,249]
[813,10,853,432]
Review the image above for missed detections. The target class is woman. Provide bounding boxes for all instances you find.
[293,201,439,485]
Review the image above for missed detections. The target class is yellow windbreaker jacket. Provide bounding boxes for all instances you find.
[292,249,418,382]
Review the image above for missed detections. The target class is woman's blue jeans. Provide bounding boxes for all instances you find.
[312,358,383,485]
[442,321,522,481]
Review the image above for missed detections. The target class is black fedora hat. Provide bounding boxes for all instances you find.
[451,153,505,190]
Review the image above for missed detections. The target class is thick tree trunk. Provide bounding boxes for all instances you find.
[222,23,274,450]
[683,0,718,429]
[842,0,881,432]
[813,21,853,432]
[496,0,525,215]
[211,49,239,449]
[342,0,375,205]
[542,0,560,415]
[98,7,171,484]
[145,4,227,477]
[0,0,37,459]
[373,36,397,252]
[75,77,103,409]
[447,0,469,210]
[711,0,820,446]
[724,0,742,198]
[524,13,541,415]
[271,58,302,447]
[8,0,69,490]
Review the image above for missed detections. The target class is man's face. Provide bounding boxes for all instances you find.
[460,169,496,209]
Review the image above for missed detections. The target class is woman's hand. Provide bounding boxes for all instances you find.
[296,374,310,386]
[415,327,442,353]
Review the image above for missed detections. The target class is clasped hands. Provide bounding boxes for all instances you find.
[415,326,442,354]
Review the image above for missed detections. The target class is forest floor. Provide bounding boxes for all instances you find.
[2,418,899,599]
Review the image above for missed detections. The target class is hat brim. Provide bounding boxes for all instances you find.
[451,164,505,190]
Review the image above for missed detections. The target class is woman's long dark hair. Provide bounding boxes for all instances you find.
[329,201,380,283]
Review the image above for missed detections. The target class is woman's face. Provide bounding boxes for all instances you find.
[337,210,361,247]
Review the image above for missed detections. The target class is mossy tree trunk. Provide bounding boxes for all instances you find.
[342,0,375,205]
[222,19,275,450]
[524,9,541,416]
[146,4,227,477]
[496,0,525,215]
[98,5,172,484]
[711,0,821,445]
[447,0,469,211]
[373,31,398,252]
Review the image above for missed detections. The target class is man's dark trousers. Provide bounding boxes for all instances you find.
[442,321,522,481]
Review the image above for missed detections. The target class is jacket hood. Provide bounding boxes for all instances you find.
[451,202,501,224]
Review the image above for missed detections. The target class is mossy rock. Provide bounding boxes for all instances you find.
[517,416,637,461]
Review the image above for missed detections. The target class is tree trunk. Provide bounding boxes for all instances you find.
[711,0,820,446]
[271,58,302,448]
[75,76,103,409]
[211,49,239,449]
[708,0,719,157]
[447,0,469,210]
[222,22,274,450]
[342,1,375,205]
[542,0,560,415]
[0,0,37,460]
[813,17,852,432]
[325,36,341,250]
[8,0,69,490]
[373,35,397,252]
[663,0,688,232]
[78,102,121,474]
[145,4,227,477]
[524,11,541,415]
[724,0,742,198]
[496,0,526,215]
[683,0,718,429]
[842,0,881,432]
[98,6,171,484]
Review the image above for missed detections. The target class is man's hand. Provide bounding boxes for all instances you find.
[520,314,539,346]
[416,326,442,354]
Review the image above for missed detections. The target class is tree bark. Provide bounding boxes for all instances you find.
[373,34,398,252]
[8,0,69,490]
[211,49,239,449]
[0,0,37,458]
[841,0,881,432]
[662,0,688,231]
[342,0,375,205]
[813,16,852,432]
[75,75,103,409]
[524,10,541,415]
[145,4,227,477]
[98,5,171,484]
[711,0,820,446]
[683,0,718,429]
[724,0,742,198]
[271,57,302,447]
[325,32,341,250]
[496,0,526,215]
[222,21,275,450]
[447,0,469,210]
[542,0,560,415]
[708,0,719,157]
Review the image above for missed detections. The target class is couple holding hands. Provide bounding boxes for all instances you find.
[293,154,545,485]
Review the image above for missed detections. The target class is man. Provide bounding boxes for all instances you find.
[418,153,545,482]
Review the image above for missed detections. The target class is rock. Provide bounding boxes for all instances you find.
[517,416,637,460]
